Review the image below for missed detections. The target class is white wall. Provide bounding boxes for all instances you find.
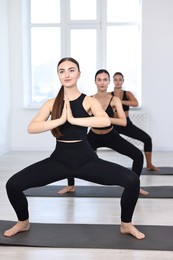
[8,0,55,152]
[142,0,173,151]
[1,0,173,153]
[0,0,11,155]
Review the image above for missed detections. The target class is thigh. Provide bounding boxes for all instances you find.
[8,157,71,191]
[75,157,138,188]
[120,122,150,143]
[110,132,142,159]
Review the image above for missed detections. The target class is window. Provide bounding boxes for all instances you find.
[25,0,141,106]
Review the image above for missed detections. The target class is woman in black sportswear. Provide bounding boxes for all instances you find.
[112,72,159,171]
[4,58,145,239]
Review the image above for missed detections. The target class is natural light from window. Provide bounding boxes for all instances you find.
[28,0,141,106]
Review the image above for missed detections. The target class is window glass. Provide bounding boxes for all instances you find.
[70,0,96,20]
[107,0,140,22]
[107,25,141,103]
[71,29,97,95]
[28,0,141,105]
[30,0,60,23]
[31,27,61,103]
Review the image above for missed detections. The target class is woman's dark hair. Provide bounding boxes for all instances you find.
[51,57,80,138]
[113,72,124,79]
[95,69,110,81]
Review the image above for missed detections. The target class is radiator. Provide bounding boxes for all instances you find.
[121,110,149,150]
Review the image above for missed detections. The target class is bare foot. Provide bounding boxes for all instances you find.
[146,164,160,171]
[58,186,75,195]
[4,220,30,237]
[120,222,145,240]
[140,188,149,196]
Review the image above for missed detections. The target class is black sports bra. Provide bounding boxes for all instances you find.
[92,96,113,130]
[111,90,129,112]
[58,93,89,141]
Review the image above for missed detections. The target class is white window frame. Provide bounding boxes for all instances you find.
[23,0,141,108]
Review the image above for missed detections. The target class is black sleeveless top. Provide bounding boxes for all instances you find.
[111,90,129,112]
[57,94,89,141]
[92,96,113,130]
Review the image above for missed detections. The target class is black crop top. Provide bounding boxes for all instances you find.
[111,90,129,112]
[57,94,89,141]
[92,96,113,130]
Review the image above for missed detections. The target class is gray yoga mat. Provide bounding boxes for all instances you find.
[141,167,173,175]
[0,220,173,250]
[24,185,173,198]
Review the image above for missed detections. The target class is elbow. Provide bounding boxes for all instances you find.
[27,128,32,134]
[130,101,138,107]
[27,124,34,134]
[123,118,127,126]
[119,117,127,127]
[105,118,111,127]
[135,101,139,107]
[121,121,127,127]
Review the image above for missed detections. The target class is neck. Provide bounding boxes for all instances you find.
[96,91,108,98]
[114,87,122,91]
[64,87,81,100]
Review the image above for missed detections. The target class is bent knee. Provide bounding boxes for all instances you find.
[6,177,19,194]
[136,149,143,161]
[128,172,140,188]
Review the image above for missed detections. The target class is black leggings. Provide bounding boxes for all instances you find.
[114,117,152,152]
[67,128,143,186]
[6,140,139,223]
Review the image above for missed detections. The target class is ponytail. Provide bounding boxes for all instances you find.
[51,86,64,138]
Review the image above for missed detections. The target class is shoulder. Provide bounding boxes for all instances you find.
[84,95,99,105]
[83,95,103,109]
[111,96,121,104]
[83,95,95,101]
[125,90,133,95]
[40,98,55,112]
[124,91,135,98]
[82,95,100,115]
[45,98,55,106]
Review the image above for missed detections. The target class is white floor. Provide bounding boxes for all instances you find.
[0,150,173,260]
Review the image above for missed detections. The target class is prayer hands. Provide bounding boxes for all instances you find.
[62,96,74,124]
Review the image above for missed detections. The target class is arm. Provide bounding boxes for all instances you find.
[110,97,127,126]
[66,96,111,128]
[27,99,66,134]
[122,91,138,107]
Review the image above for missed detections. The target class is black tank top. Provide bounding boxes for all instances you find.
[57,94,89,141]
[111,90,129,112]
[92,96,113,130]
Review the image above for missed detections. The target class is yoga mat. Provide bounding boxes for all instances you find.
[141,167,173,175]
[24,185,173,198]
[0,220,173,250]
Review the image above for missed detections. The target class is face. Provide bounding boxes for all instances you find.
[95,72,110,91]
[113,74,124,89]
[57,60,80,88]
